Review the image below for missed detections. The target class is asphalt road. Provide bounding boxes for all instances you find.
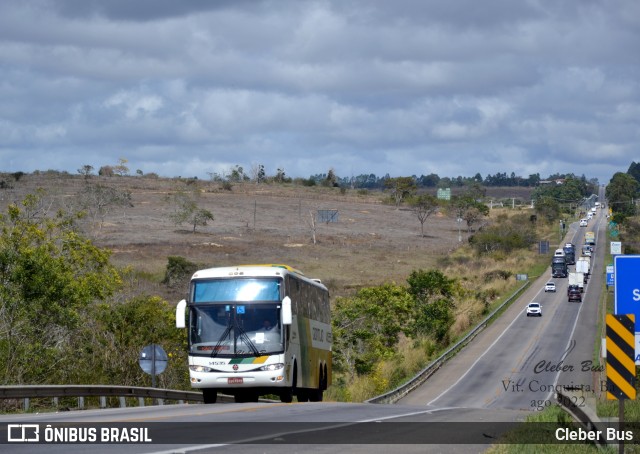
[399,207,606,413]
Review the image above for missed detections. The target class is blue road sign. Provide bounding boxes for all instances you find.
[614,255,640,319]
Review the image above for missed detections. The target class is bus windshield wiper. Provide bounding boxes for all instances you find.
[234,321,261,357]
[210,315,233,359]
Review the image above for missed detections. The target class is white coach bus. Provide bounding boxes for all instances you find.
[176,264,331,404]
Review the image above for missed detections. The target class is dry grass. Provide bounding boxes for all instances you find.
[2,173,478,301]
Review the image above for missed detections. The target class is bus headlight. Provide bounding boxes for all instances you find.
[258,363,284,372]
[190,365,215,373]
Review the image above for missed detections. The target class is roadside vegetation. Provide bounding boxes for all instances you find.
[0,167,603,414]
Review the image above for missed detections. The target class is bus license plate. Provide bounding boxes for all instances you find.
[228,377,243,384]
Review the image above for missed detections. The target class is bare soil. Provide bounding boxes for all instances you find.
[0,174,534,301]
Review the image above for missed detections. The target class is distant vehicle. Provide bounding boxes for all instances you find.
[591,207,597,213]
[587,213,593,220]
[554,249,565,258]
[527,302,542,317]
[579,219,588,227]
[545,282,556,292]
[595,202,600,208]
[576,257,591,278]
[585,231,595,245]
[582,245,592,257]
[568,287,582,303]
[569,272,585,293]
[563,244,576,265]
[551,257,568,278]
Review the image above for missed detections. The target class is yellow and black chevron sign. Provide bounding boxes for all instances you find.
[606,314,636,400]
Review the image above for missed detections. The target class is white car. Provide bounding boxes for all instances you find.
[544,282,556,292]
[526,302,542,317]
[579,219,588,227]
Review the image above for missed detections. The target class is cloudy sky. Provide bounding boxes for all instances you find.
[1,0,638,184]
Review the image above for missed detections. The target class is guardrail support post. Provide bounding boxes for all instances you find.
[157,398,164,406]
[23,398,29,411]
[53,397,59,407]
[138,397,145,407]
[78,396,84,409]
[100,396,106,408]
[119,396,126,408]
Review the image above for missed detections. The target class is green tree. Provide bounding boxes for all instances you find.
[384,177,417,208]
[627,162,640,185]
[407,194,439,237]
[85,295,187,387]
[323,168,339,187]
[606,172,639,222]
[228,165,248,182]
[469,214,536,254]
[114,157,130,177]
[332,284,413,377]
[534,196,561,223]
[406,269,456,342]
[78,165,94,180]
[79,184,133,227]
[0,193,122,384]
[450,190,489,233]
[169,189,214,232]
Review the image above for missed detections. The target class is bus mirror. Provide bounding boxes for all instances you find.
[281,296,292,325]
[176,299,187,328]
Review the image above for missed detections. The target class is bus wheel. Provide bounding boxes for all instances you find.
[309,368,324,402]
[281,363,297,403]
[280,388,293,403]
[202,389,217,404]
[309,387,323,402]
[297,389,309,402]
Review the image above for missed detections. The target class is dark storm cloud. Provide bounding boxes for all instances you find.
[48,0,252,21]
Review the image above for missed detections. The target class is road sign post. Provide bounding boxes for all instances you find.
[139,344,168,388]
[614,255,640,363]
[606,314,636,454]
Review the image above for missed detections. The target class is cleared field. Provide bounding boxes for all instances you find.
[0,173,534,301]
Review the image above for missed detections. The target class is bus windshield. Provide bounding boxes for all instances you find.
[189,303,283,356]
[193,278,281,303]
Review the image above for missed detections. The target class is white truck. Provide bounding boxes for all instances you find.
[576,257,590,279]
[569,272,585,293]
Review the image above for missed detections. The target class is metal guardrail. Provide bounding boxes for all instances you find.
[556,389,610,449]
[0,385,208,411]
[366,281,531,404]
[1,282,531,410]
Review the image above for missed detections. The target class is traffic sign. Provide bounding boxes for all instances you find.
[139,344,168,388]
[614,255,640,317]
[611,241,622,255]
[606,314,636,400]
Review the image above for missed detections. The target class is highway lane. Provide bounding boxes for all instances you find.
[0,401,527,454]
[399,202,606,417]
